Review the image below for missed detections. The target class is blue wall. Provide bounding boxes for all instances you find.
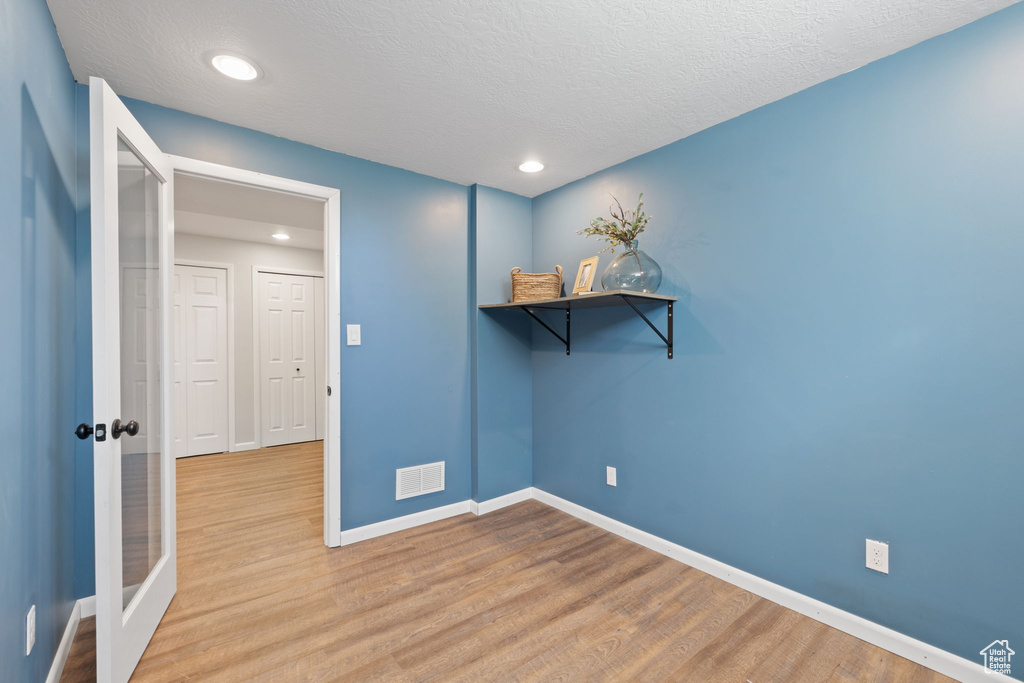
[531,3,1024,670]
[73,91,475,594]
[471,186,533,501]
[0,0,79,679]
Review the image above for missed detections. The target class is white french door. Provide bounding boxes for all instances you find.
[89,77,175,683]
[257,271,319,447]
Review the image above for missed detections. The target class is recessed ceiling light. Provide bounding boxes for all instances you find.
[518,160,544,173]
[210,53,261,81]
[272,233,290,240]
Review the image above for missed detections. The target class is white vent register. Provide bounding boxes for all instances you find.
[396,462,445,500]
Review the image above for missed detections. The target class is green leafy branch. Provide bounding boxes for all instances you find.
[577,193,650,254]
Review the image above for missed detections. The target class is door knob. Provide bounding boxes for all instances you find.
[111,419,140,439]
[75,423,93,440]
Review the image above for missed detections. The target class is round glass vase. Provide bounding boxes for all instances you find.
[601,239,662,293]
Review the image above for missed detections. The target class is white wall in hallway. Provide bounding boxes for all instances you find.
[174,232,323,449]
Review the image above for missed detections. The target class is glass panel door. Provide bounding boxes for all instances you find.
[90,77,176,683]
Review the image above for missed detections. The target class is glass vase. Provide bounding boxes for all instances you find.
[601,240,662,293]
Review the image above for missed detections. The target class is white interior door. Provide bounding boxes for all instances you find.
[258,271,317,447]
[174,265,229,456]
[171,270,186,458]
[314,277,325,441]
[89,77,176,683]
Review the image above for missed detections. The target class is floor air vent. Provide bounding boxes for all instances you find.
[396,461,445,500]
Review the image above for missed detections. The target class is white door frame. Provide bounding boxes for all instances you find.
[251,266,324,451]
[173,260,235,455]
[169,155,342,547]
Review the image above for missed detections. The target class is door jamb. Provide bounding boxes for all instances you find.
[168,155,342,548]
[173,260,236,455]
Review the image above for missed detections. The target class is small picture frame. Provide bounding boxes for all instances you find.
[572,256,600,294]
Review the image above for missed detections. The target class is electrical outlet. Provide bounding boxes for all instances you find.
[866,539,889,574]
[606,466,617,486]
[26,604,35,656]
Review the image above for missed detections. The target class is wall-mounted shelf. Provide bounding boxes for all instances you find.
[480,290,677,358]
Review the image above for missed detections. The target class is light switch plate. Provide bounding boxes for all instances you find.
[606,466,617,486]
[346,324,361,346]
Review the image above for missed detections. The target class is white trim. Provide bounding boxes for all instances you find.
[79,594,96,618]
[339,501,471,546]
[323,194,342,547]
[232,441,259,452]
[173,260,236,454]
[170,156,338,200]
[339,489,536,546]
[168,154,342,548]
[529,488,992,683]
[46,600,81,683]
[470,488,533,516]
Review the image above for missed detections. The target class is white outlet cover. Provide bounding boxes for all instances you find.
[606,466,617,487]
[866,539,889,574]
[26,604,35,655]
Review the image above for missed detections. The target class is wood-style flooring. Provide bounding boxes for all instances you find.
[62,442,952,682]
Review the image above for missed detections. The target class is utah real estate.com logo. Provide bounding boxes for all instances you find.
[980,639,1014,676]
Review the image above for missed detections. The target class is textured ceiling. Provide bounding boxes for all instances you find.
[48,0,1015,197]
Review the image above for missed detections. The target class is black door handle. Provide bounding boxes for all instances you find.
[75,423,93,440]
[111,419,140,439]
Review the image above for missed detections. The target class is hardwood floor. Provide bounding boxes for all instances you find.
[62,442,952,682]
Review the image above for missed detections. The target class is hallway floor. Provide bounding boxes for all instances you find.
[62,442,951,681]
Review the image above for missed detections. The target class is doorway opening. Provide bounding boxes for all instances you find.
[173,174,326,457]
[171,156,341,547]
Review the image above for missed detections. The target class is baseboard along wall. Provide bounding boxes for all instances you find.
[46,598,85,683]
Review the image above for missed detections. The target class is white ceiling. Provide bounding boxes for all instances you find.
[175,174,323,229]
[175,173,323,250]
[49,0,1015,197]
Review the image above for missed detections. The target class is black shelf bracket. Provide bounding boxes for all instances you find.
[517,296,673,358]
[620,295,674,359]
[520,306,571,355]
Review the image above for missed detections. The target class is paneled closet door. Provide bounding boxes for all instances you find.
[258,271,317,447]
[171,270,187,457]
[174,264,229,457]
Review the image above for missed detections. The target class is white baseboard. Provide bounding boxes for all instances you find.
[79,595,96,618]
[340,489,536,546]
[339,500,472,546]
[232,441,258,453]
[470,488,533,516]
[46,600,81,683]
[530,488,991,683]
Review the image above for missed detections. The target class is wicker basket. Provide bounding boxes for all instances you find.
[510,265,562,302]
